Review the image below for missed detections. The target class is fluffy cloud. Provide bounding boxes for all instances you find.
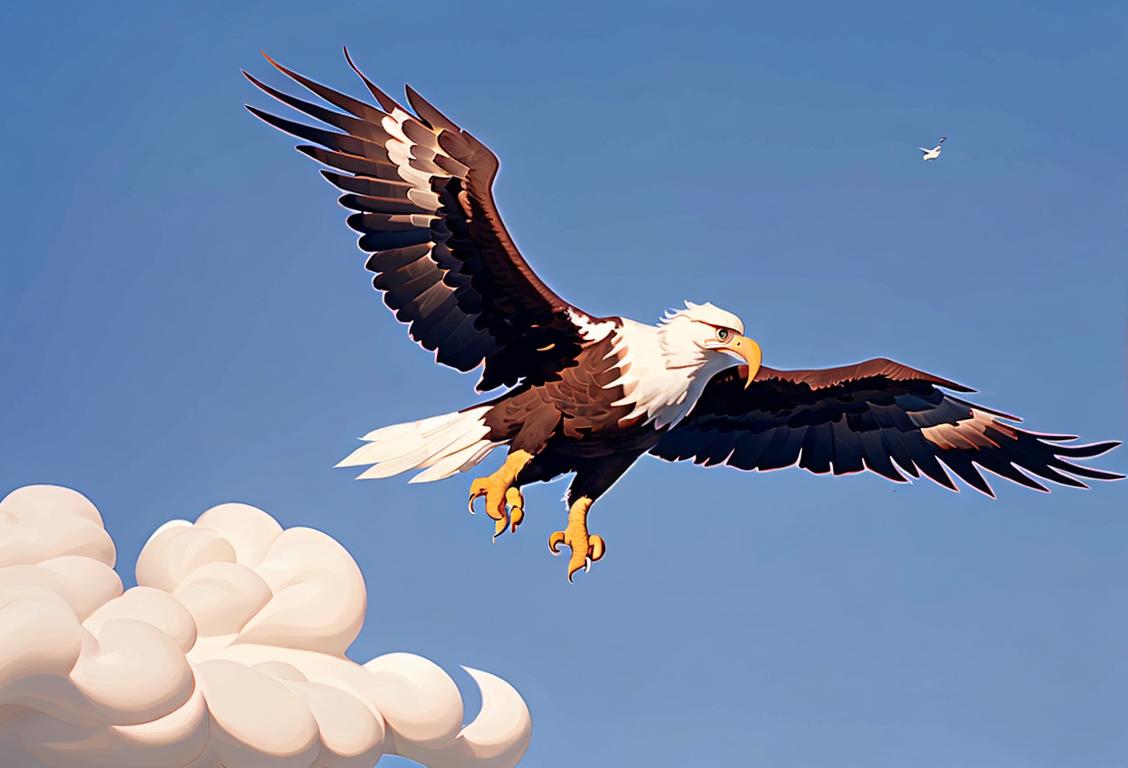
[0,484,531,768]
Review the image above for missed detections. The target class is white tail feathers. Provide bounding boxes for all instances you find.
[336,406,502,483]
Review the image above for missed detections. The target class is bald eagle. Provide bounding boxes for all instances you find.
[247,51,1122,580]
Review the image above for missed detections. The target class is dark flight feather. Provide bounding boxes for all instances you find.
[246,50,595,391]
[651,358,1123,496]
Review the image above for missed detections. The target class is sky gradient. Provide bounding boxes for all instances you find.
[2,1,1127,765]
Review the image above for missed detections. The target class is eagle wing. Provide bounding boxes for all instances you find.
[246,50,593,391]
[650,358,1122,495]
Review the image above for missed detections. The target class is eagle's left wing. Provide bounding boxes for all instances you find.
[650,358,1122,495]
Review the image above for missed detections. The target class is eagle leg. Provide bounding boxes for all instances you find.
[548,496,605,582]
[468,449,534,540]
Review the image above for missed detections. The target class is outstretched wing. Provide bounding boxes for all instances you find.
[650,358,1122,495]
[246,50,593,391]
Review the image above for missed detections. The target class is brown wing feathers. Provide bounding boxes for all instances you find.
[245,50,587,391]
[651,358,1122,496]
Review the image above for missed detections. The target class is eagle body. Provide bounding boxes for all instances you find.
[247,52,1122,580]
[342,309,747,498]
[494,313,737,451]
[479,328,664,499]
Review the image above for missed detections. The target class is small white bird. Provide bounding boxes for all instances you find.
[920,136,947,161]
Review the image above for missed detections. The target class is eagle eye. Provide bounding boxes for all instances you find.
[716,327,730,341]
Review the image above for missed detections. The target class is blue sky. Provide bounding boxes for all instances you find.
[2,1,1126,765]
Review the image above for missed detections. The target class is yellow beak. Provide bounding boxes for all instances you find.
[724,335,762,389]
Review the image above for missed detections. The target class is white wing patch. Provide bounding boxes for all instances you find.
[568,309,615,343]
[382,108,445,208]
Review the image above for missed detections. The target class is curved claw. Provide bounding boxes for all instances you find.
[589,534,605,562]
[493,515,508,541]
[568,550,586,581]
[505,487,525,535]
[468,494,478,515]
[548,530,565,555]
[468,478,507,522]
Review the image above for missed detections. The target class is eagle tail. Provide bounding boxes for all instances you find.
[335,406,501,483]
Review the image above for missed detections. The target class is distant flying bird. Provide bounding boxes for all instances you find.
[246,52,1121,580]
[920,136,947,160]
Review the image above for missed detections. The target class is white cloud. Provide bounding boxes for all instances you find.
[0,484,531,768]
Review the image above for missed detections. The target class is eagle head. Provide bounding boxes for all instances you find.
[658,301,762,387]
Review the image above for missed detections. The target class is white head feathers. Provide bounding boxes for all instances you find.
[606,302,748,430]
[660,301,745,335]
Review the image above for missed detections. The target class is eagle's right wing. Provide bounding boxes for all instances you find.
[246,50,599,391]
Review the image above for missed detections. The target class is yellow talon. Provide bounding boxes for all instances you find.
[467,450,533,541]
[548,496,604,581]
[468,477,505,521]
[505,487,525,534]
